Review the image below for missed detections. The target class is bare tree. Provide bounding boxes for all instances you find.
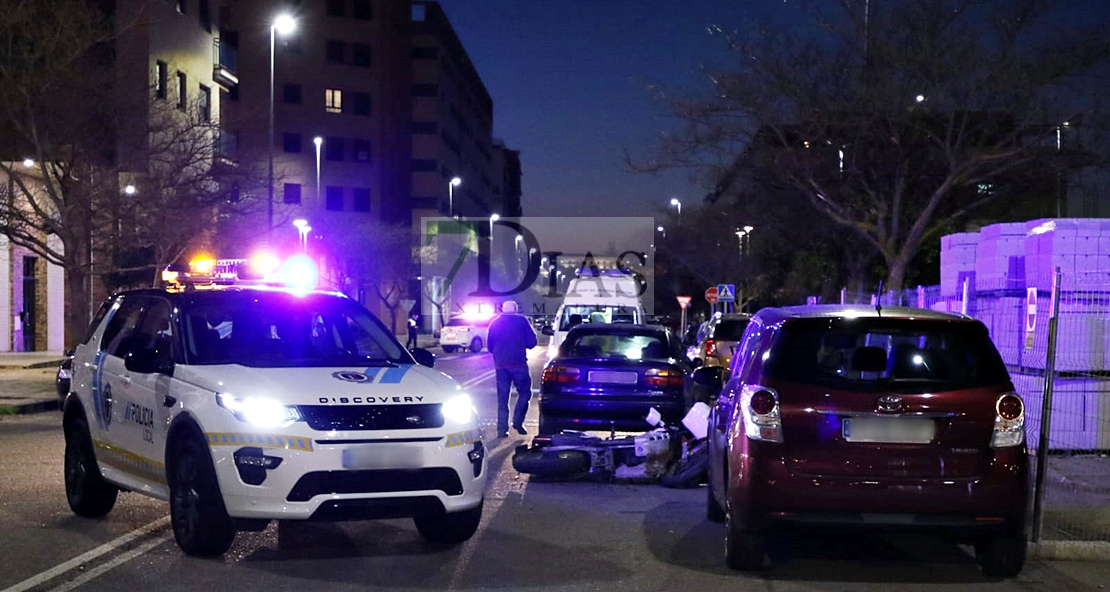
[636,0,1110,291]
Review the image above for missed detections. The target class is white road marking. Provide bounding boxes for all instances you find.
[0,516,170,592]
[42,534,172,592]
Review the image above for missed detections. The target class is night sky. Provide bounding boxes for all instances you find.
[432,0,797,219]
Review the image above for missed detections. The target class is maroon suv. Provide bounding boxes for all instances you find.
[698,305,1028,576]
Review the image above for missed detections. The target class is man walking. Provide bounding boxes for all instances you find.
[486,301,537,437]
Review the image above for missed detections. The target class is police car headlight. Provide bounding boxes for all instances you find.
[217,393,302,427]
[441,394,474,424]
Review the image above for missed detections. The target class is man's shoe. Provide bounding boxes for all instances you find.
[497,432,509,438]
[513,425,527,435]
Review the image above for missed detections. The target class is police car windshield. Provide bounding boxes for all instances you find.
[182,291,408,367]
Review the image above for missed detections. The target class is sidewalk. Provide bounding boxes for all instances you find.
[0,351,66,415]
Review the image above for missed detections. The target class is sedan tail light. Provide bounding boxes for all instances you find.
[644,367,684,389]
[705,339,717,357]
[741,385,783,443]
[991,392,1025,448]
[542,365,581,384]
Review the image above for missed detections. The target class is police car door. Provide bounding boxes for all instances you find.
[95,296,165,493]
[121,297,175,496]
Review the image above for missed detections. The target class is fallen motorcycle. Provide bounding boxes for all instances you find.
[511,402,710,487]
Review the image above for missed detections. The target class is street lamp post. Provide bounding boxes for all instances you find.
[293,218,311,252]
[489,213,500,239]
[670,197,681,218]
[268,13,296,245]
[313,136,322,203]
[448,177,461,218]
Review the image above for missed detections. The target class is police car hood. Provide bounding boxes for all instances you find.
[173,363,461,404]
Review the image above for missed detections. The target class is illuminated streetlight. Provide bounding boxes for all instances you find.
[22,158,33,168]
[670,198,681,217]
[268,13,297,244]
[448,176,462,218]
[313,136,322,202]
[489,213,500,238]
[293,218,311,252]
[124,184,136,195]
[915,94,926,103]
[656,225,665,238]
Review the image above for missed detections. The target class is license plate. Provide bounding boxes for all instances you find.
[341,445,423,470]
[842,417,935,444]
[588,370,638,384]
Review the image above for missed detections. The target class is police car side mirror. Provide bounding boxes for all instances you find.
[411,347,435,368]
[541,326,554,336]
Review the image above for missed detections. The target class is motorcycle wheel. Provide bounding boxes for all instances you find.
[512,448,590,478]
[659,440,709,488]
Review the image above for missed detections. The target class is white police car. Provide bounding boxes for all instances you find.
[61,259,487,556]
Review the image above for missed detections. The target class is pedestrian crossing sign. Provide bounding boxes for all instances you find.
[717,284,735,302]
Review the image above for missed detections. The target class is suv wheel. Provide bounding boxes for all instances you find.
[63,414,118,517]
[168,432,236,556]
[975,534,1026,577]
[414,501,483,544]
[724,508,765,570]
[469,337,483,353]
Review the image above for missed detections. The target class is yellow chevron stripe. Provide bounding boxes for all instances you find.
[205,432,314,452]
[92,440,166,485]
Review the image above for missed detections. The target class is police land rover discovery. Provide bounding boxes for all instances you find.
[61,258,487,556]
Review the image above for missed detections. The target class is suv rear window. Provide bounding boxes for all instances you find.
[446,316,492,327]
[762,318,1010,392]
[713,318,750,340]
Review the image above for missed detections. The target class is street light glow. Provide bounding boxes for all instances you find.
[313,136,322,146]
[273,14,296,35]
[22,158,33,168]
[293,218,307,228]
[743,225,754,233]
[915,94,926,103]
[450,177,462,187]
[656,226,664,232]
[124,184,136,195]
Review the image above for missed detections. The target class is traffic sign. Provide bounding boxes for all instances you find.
[705,286,719,304]
[717,284,736,303]
[401,299,417,313]
[1025,288,1036,349]
[676,296,692,309]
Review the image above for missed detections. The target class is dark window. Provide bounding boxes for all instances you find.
[353,139,371,162]
[411,159,438,172]
[762,318,1011,392]
[412,46,438,60]
[155,61,168,99]
[326,186,344,211]
[283,83,302,104]
[176,72,187,109]
[102,297,149,358]
[353,188,370,212]
[353,92,371,116]
[353,0,372,19]
[228,84,239,101]
[352,43,371,67]
[411,84,438,97]
[326,40,345,64]
[283,183,302,204]
[198,85,211,121]
[229,183,240,202]
[411,121,437,134]
[325,137,344,161]
[412,5,426,21]
[283,133,302,153]
[326,0,345,17]
[198,0,210,31]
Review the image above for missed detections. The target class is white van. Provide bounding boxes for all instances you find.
[545,271,646,356]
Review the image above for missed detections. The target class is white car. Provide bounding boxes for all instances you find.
[438,315,491,353]
[61,268,487,556]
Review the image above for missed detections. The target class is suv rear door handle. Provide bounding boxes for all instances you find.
[119,374,132,385]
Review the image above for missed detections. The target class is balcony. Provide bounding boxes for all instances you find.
[213,38,238,89]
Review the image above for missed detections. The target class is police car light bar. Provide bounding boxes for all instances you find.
[162,255,317,291]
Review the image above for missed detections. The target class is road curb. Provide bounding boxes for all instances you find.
[1028,540,1110,561]
[0,400,60,415]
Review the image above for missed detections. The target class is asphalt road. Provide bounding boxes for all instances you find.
[2,346,1110,592]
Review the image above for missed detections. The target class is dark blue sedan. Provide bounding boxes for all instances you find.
[538,324,693,434]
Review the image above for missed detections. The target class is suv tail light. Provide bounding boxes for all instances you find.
[741,385,783,443]
[542,365,581,384]
[705,339,717,357]
[991,392,1025,448]
[645,367,684,388]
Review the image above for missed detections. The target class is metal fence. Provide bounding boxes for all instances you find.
[836,271,1110,542]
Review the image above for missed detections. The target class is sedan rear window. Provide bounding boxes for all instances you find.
[713,319,750,341]
[562,331,668,360]
[762,318,1010,392]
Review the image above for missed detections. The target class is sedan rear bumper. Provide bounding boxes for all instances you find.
[539,393,684,433]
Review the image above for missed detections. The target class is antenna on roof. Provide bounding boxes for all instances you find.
[875,280,883,317]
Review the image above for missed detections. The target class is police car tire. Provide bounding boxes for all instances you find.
[442,345,458,353]
[414,501,483,544]
[168,434,236,556]
[63,414,118,518]
[469,337,483,353]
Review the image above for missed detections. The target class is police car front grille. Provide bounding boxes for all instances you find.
[287,468,464,502]
[298,404,444,431]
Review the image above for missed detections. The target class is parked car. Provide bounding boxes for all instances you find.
[691,312,752,368]
[698,304,1028,576]
[61,259,487,556]
[56,350,74,402]
[539,323,693,434]
[439,315,493,353]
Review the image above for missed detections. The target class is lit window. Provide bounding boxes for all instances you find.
[155,61,168,99]
[325,89,343,113]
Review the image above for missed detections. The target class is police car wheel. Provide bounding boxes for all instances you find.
[468,338,483,353]
[63,414,118,517]
[442,345,458,353]
[168,434,236,556]
[413,501,483,544]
